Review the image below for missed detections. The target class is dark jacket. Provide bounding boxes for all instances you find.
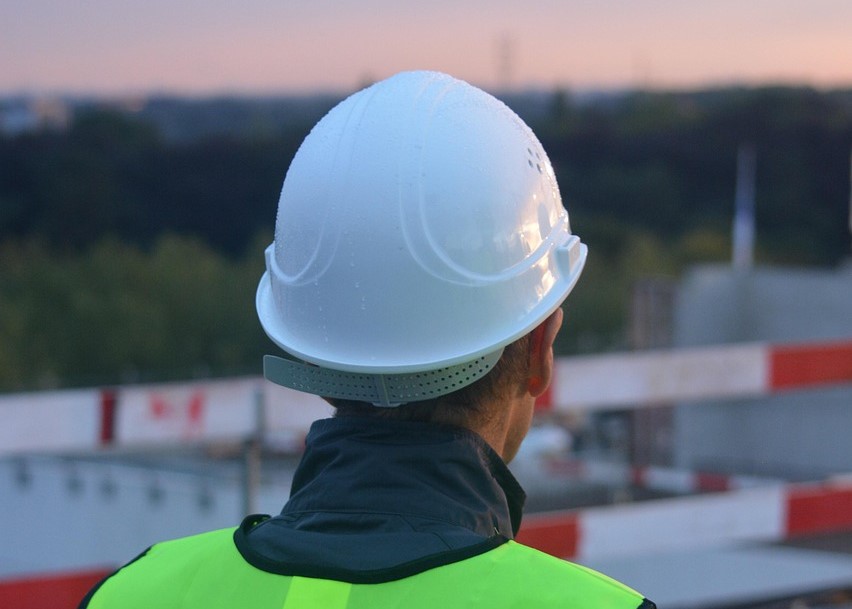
[237,416,526,582]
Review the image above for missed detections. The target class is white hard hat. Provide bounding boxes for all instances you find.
[257,71,587,406]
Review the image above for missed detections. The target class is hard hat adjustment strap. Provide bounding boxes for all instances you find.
[263,348,505,407]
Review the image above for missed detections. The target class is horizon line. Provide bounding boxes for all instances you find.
[3,77,852,102]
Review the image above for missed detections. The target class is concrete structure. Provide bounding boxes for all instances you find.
[672,262,852,478]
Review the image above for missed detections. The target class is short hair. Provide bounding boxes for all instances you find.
[330,333,531,429]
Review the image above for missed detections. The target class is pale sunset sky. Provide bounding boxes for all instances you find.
[2,0,851,96]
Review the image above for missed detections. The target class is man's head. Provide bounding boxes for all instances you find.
[330,307,563,462]
[256,71,585,455]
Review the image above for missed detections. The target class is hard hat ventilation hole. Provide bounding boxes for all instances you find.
[527,147,544,173]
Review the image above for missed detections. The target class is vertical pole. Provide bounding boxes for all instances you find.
[847,147,851,251]
[732,144,756,270]
[242,385,264,516]
[496,33,514,91]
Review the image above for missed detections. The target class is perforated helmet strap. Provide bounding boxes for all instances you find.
[263,348,506,407]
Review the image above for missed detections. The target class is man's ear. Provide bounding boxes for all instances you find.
[527,307,564,397]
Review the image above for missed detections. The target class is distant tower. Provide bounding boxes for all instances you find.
[848,147,852,251]
[732,144,756,270]
[496,33,515,91]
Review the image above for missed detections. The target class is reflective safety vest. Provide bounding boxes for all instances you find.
[85,527,653,609]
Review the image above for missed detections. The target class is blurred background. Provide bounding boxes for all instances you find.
[1,1,851,608]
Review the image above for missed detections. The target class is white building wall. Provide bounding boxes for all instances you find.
[672,263,852,477]
[0,456,293,580]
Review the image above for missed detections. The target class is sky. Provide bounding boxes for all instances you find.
[2,0,851,96]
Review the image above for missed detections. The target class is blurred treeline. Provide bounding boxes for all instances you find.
[0,86,850,391]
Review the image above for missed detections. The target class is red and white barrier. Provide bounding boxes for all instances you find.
[115,378,259,445]
[0,569,109,609]
[0,338,850,609]
[534,458,783,493]
[0,338,849,456]
[0,379,333,456]
[628,464,776,493]
[5,477,850,609]
[538,338,852,412]
[516,478,852,561]
[0,389,103,455]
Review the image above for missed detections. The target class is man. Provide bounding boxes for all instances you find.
[81,71,654,608]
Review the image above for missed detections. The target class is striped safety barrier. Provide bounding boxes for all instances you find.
[1,338,850,456]
[517,477,852,560]
[537,338,852,412]
[4,477,851,609]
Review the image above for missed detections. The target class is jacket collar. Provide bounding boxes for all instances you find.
[284,416,526,538]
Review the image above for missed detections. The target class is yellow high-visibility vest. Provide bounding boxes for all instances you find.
[85,526,651,609]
